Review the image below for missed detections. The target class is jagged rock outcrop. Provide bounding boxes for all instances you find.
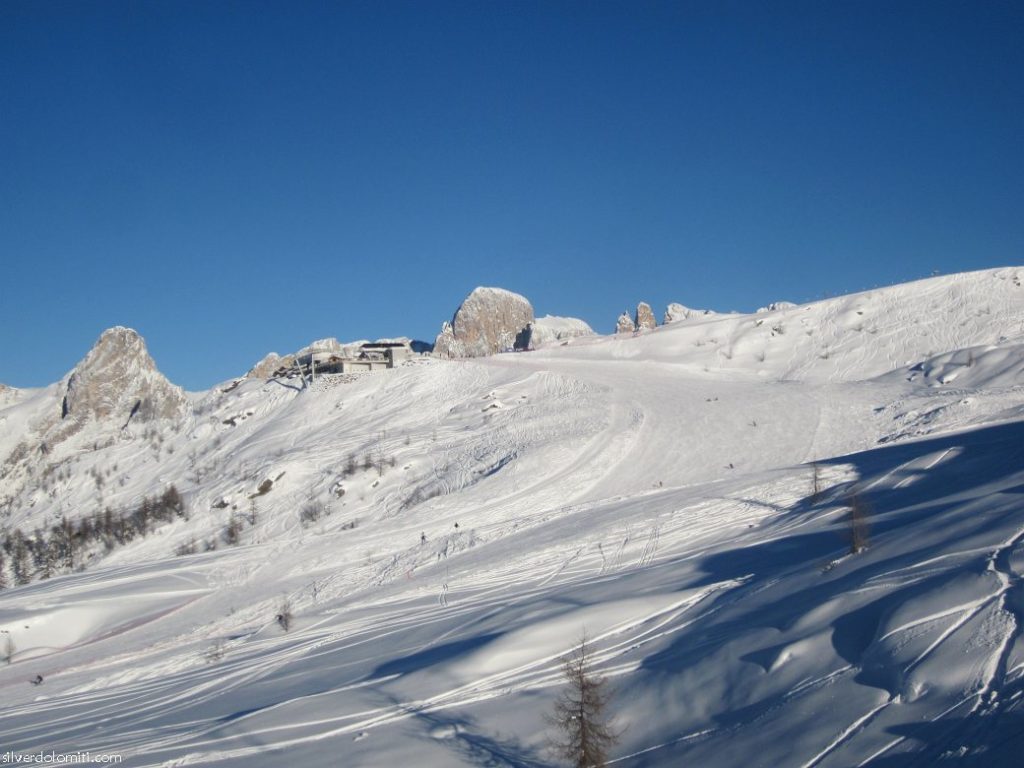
[664,303,687,324]
[62,327,187,424]
[247,352,293,378]
[664,303,718,324]
[0,383,16,407]
[434,322,459,358]
[616,312,636,334]
[434,287,534,358]
[635,302,657,331]
[515,316,594,350]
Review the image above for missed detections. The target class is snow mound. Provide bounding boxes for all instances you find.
[905,343,1024,388]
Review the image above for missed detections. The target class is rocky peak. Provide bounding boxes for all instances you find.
[434,287,534,358]
[616,312,636,334]
[62,327,187,424]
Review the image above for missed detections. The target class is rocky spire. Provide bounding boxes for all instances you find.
[62,327,187,424]
[635,302,657,331]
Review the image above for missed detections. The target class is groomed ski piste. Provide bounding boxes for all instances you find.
[2,268,1024,766]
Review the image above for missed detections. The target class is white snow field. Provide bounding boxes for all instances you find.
[2,268,1024,766]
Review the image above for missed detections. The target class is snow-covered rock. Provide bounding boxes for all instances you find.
[635,301,657,331]
[62,326,187,424]
[0,383,17,409]
[519,315,594,349]
[756,300,798,313]
[296,337,345,356]
[433,287,534,358]
[663,302,717,324]
[616,312,636,334]
[433,322,459,358]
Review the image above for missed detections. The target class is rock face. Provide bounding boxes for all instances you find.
[664,303,718,324]
[635,302,657,331]
[247,352,291,379]
[517,316,594,349]
[434,287,534,358]
[616,312,636,334]
[62,327,187,424]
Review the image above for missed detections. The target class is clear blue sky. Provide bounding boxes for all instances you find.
[2,1,1021,390]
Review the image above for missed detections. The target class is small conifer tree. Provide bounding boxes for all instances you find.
[848,493,871,554]
[277,599,293,632]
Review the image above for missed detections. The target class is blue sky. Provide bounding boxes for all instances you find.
[2,1,1021,390]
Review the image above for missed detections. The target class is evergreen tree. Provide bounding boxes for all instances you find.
[10,530,31,586]
[162,485,186,518]
[848,493,871,554]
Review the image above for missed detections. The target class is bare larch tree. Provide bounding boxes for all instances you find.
[548,634,619,767]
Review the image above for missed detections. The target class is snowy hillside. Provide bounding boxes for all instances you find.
[1,268,1024,767]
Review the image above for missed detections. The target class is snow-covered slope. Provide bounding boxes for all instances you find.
[1,268,1024,767]
[549,269,1024,383]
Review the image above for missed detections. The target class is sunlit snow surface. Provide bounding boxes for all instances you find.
[2,269,1024,766]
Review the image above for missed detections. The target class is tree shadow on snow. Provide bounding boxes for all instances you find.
[384,692,549,768]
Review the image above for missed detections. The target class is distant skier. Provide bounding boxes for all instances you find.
[30,674,42,686]
[420,532,427,544]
